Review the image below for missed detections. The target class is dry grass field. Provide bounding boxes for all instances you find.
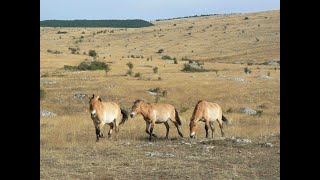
[40,10,280,179]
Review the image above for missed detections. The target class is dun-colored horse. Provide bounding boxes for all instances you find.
[189,100,229,139]
[89,94,128,142]
[130,100,184,141]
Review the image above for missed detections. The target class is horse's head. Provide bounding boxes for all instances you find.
[189,119,199,139]
[89,94,102,118]
[130,99,144,118]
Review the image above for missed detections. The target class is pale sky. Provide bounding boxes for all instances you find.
[40,0,280,21]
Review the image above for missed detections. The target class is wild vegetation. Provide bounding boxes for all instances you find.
[40,10,280,179]
[40,19,154,28]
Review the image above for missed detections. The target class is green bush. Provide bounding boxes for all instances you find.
[40,87,46,100]
[256,110,263,116]
[244,67,252,74]
[88,50,97,57]
[157,49,164,53]
[134,72,141,77]
[181,64,209,72]
[161,55,172,60]
[64,61,109,71]
[126,62,133,70]
[153,67,158,73]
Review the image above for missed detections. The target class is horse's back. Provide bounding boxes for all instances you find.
[151,103,176,120]
[102,102,120,109]
[152,103,175,112]
[198,101,222,120]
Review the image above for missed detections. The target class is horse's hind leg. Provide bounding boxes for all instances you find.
[108,123,114,138]
[209,121,215,138]
[149,122,155,141]
[172,120,184,138]
[205,124,209,138]
[164,121,170,140]
[217,119,225,137]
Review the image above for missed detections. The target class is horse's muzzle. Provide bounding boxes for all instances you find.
[190,135,196,139]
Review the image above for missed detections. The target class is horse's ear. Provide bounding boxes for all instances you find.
[98,97,102,101]
[92,94,95,98]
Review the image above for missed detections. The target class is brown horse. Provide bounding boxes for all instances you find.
[89,94,128,142]
[189,100,229,139]
[130,100,183,141]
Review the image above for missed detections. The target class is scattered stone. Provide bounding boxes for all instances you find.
[240,108,257,115]
[233,138,252,144]
[145,91,158,95]
[256,75,271,79]
[43,80,57,85]
[145,152,175,158]
[74,93,87,100]
[266,60,279,65]
[218,75,249,82]
[40,110,57,117]
[262,142,274,148]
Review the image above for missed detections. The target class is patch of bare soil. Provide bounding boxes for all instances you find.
[40,135,279,179]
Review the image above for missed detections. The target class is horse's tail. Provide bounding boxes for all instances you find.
[120,108,129,125]
[174,108,182,126]
[222,114,229,125]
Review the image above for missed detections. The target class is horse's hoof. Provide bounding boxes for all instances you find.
[152,134,157,137]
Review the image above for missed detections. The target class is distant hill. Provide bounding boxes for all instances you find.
[40,20,154,28]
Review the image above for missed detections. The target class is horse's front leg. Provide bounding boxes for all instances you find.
[149,120,156,141]
[95,127,100,142]
[145,120,157,137]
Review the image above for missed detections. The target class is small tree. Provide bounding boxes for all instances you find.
[244,67,252,74]
[126,69,133,76]
[126,62,133,70]
[88,50,97,57]
[157,49,164,53]
[153,67,158,74]
[134,72,141,77]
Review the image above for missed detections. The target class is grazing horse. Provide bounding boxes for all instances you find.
[130,100,184,141]
[189,100,229,139]
[89,94,129,142]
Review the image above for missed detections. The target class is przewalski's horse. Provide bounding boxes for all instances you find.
[130,100,184,141]
[189,100,229,139]
[89,94,129,142]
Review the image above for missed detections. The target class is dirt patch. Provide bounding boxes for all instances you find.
[40,135,279,179]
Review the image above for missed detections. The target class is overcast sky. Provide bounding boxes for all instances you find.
[40,0,280,21]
